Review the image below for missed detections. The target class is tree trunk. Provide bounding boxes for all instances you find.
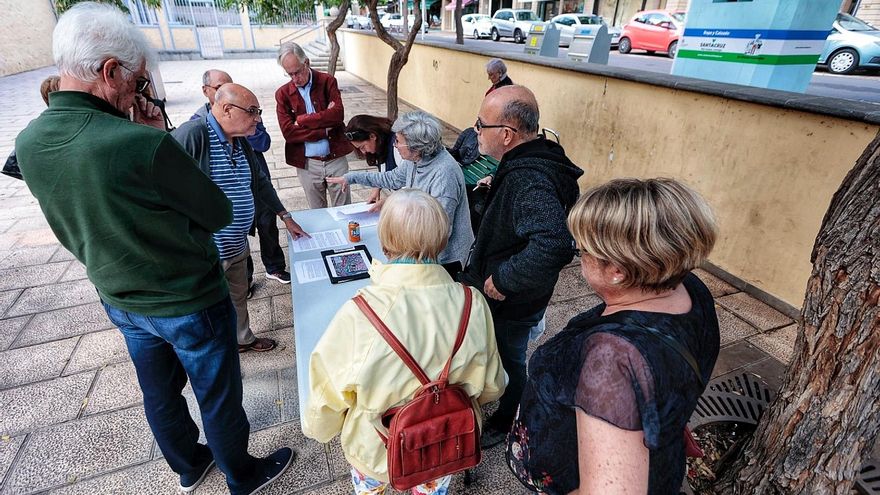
[715,132,880,494]
[326,0,351,76]
[366,0,421,120]
[454,0,463,44]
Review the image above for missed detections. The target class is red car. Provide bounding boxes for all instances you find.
[618,9,686,58]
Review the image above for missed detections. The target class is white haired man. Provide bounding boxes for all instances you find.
[485,58,513,96]
[275,41,354,209]
[14,4,293,494]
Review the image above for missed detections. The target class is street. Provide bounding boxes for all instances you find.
[408,30,880,104]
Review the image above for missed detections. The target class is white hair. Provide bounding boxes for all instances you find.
[486,58,507,78]
[392,111,444,159]
[53,2,155,83]
[278,42,308,65]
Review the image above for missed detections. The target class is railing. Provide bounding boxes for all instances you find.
[278,23,322,47]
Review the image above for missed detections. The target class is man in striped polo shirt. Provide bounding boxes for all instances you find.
[174,84,308,353]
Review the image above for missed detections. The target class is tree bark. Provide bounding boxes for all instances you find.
[366,0,421,120]
[715,132,880,494]
[326,0,351,76]
[454,0,463,44]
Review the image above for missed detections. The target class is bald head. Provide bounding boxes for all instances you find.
[476,85,539,159]
[201,70,233,105]
[211,83,262,138]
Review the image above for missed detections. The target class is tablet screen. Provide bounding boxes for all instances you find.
[326,250,371,278]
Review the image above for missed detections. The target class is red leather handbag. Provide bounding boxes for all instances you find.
[352,285,482,490]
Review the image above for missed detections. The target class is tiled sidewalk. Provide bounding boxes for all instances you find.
[0,59,797,494]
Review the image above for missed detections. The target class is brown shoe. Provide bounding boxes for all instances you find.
[238,337,277,353]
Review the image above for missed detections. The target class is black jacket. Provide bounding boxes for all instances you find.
[460,137,583,319]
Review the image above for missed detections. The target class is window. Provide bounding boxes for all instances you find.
[516,11,538,21]
[556,17,575,26]
[577,15,600,25]
[837,13,876,32]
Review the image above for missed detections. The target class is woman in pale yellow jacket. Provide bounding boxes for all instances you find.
[303,189,507,494]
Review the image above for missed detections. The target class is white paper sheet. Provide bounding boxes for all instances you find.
[327,202,381,227]
[293,259,328,283]
[291,229,348,253]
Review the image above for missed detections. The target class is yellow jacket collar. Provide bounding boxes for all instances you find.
[368,260,453,287]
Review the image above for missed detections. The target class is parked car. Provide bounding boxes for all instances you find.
[353,15,372,29]
[819,12,880,74]
[380,12,403,30]
[549,13,621,47]
[490,8,541,44]
[618,9,685,58]
[463,13,493,39]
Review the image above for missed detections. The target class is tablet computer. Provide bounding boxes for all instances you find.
[321,245,373,284]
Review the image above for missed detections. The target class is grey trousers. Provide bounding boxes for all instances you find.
[220,246,256,345]
[297,156,351,209]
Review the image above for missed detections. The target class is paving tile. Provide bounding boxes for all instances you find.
[0,315,28,351]
[84,362,143,416]
[250,276,294,299]
[748,323,799,365]
[272,294,294,330]
[0,262,69,291]
[0,289,21,318]
[0,435,25,489]
[240,371,283,431]
[693,268,738,297]
[0,372,94,436]
[14,302,112,347]
[544,294,602,334]
[0,337,78,389]
[0,244,58,270]
[711,340,772,379]
[48,248,76,263]
[550,265,595,303]
[64,329,128,375]
[9,228,59,248]
[6,279,101,317]
[48,459,178,495]
[3,407,153,493]
[246,296,273,333]
[716,292,793,331]
[739,357,788,394]
[280,366,300,422]
[241,327,295,378]
[58,262,87,282]
[716,304,760,347]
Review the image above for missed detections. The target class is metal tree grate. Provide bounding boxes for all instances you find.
[857,460,880,494]
[688,372,774,430]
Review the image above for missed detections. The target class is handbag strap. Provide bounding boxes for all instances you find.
[352,284,473,387]
[599,312,706,388]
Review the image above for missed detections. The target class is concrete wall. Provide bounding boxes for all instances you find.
[339,30,879,308]
[0,0,56,76]
[221,27,245,50]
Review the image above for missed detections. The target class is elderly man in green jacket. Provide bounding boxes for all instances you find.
[14,4,293,494]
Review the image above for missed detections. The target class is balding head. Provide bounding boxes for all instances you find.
[211,83,262,139]
[201,70,233,104]
[476,85,539,159]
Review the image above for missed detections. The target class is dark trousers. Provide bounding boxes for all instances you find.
[247,201,286,282]
[102,297,260,493]
[491,307,547,427]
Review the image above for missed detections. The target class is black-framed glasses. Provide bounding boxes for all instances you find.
[344,130,370,141]
[228,103,263,117]
[203,84,223,91]
[474,117,518,133]
[116,62,151,94]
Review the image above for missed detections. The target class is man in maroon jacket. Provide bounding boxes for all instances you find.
[275,42,354,209]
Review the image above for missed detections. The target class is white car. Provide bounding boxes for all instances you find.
[380,13,403,31]
[353,15,372,29]
[490,8,541,44]
[550,13,621,47]
[462,13,493,39]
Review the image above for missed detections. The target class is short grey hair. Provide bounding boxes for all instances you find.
[392,111,444,159]
[202,69,231,86]
[53,2,155,83]
[486,58,507,77]
[500,98,539,134]
[278,42,308,65]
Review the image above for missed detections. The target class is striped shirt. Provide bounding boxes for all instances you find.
[206,118,255,260]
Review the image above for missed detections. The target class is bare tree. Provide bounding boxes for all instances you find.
[716,132,880,493]
[326,0,351,75]
[365,0,422,120]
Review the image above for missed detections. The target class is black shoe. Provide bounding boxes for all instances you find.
[480,421,509,450]
[265,271,291,284]
[179,457,215,493]
[232,447,295,495]
[247,283,256,299]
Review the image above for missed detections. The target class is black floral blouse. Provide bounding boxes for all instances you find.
[506,273,719,494]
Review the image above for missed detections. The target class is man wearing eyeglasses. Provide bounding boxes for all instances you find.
[274,42,353,209]
[192,70,292,291]
[173,83,309,354]
[15,4,294,493]
[460,85,583,449]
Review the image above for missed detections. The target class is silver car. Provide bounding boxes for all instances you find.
[818,13,880,74]
[550,13,621,47]
[491,8,541,44]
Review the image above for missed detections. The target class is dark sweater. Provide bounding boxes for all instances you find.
[460,137,583,319]
[15,91,232,317]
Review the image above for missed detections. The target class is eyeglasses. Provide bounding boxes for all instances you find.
[393,140,410,148]
[286,62,310,79]
[344,130,370,141]
[204,84,223,91]
[228,103,263,117]
[474,117,518,133]
[116,62,151,94]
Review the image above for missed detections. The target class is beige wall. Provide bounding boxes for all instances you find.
[139,27,165,51]
[0,0,56,76]
[221,27,245,50]
[169,27,198,50]
[340,30,879,307]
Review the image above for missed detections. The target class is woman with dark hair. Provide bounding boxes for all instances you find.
[345,115,398,208]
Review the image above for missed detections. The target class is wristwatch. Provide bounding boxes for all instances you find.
[280,212,293,221]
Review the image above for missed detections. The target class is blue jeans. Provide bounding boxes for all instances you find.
[492,308,546,427]
[102,296,259,492]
